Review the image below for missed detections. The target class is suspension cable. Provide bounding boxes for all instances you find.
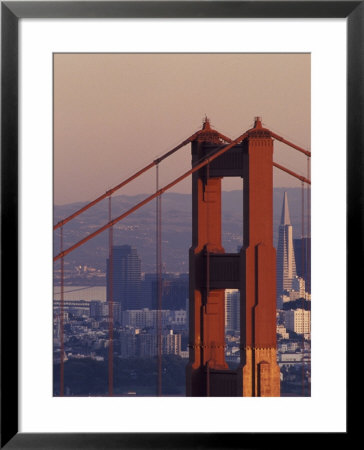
[270,131,311,157]
[54,131,250,261]
[273,162,311,185]
[54,130,311,262]
[54,131,201,230]
[54,125,310,232]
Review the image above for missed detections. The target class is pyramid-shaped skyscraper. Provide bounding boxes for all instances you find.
[276,192,297,307]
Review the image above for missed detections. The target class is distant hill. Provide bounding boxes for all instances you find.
[54,188,310,273]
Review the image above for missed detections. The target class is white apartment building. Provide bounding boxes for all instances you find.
[284,308,310,336]
[163,330,181,355]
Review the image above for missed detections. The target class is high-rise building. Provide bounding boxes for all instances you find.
[122,308,171,329]
[120,329,182,358]
[119,328,138,358]
[293,237,311,293]
[90,300,122,323]
[163,330,181,355]
[161,275,189,310]
[106,245,141,310]
[225,289,240,333]
[142,273,189,310]
[276,192,297,307]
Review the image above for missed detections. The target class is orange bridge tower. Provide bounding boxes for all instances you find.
[186,117,280,397]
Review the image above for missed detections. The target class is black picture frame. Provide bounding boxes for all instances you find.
[1,1,357,448]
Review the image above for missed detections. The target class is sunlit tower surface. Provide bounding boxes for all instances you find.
[186,117,280,397]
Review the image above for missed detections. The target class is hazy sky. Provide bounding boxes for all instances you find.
[54,53,310,205]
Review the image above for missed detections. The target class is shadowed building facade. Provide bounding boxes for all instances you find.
[293,237,311,294]
[225,289,240,334]
[106,245,141,310]
[186,117,280,397]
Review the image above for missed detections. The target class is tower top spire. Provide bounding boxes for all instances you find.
[280,191,292,225]
[254,116,263,128]
[194,116,231,144]
[202,115,211,130]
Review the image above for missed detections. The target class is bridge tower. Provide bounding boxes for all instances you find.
[186,117,280,396]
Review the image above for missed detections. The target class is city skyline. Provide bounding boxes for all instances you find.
[53,233,311,396]
[54,154,311,396]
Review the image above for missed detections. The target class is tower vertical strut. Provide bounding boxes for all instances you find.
[205,161,211,397]
[187,117,231,397]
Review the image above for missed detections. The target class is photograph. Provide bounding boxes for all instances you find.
[1,0,356,445]
[53,53,311,398]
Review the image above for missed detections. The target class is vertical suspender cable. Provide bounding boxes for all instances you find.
[306,155,311,396]
[60,227,64,397]
[108,196,114,396]
[301,180,305,396]
[156,164,162,396]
